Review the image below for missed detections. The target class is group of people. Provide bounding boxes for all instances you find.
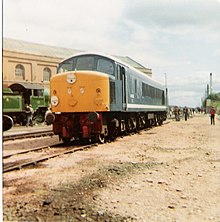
[173,106,217,125]
[173,106,191,121]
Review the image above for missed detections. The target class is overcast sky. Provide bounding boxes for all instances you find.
[3,0,220,107]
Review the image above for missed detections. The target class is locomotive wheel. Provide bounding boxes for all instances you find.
[125,118,133,134]
[108,119,118,141]
[34,113,44,124]
[91,134,105,144]
[78,135,90,144]
[109,131,117,141]
[158,117,163,126]
[61,137,71,143]
[98,134,105,144]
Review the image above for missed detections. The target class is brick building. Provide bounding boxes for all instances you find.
[2,38,152,89]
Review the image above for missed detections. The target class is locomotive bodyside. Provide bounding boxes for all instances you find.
[3,88,23,112]
[126,67,166,112]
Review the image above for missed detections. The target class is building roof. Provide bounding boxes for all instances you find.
[3,38,152,75]
[3,38,81,59]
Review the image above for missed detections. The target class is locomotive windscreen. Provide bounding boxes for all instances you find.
[76,56,95,70]
[58,55,115,76]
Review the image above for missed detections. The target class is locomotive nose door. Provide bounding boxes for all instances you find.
[109,64,127,111]
[121,66,127,111]
[117,65,127,111]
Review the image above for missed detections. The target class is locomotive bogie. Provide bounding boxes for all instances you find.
[52,112,108,143]
[52,110,166,143]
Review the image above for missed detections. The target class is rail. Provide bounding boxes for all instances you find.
[3,143,98,173]
[3,130,54,142]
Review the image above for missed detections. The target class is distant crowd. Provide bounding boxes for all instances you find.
[169,106,219,125]
[169,106,195,122]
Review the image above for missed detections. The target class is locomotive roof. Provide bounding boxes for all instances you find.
[60,51,126,65]
[61,51,150,75]
[61,52,163,87]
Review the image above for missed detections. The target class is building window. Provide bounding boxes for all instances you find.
[43,67,51,82]
[15,64,25,80]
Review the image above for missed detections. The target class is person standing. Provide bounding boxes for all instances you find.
[29,104,34,126]
[25,104,34,127]
[210,106,216,125]
[183,106,188,121]
[174,106,180,121]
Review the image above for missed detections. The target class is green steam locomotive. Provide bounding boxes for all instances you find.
[3,82,50,127]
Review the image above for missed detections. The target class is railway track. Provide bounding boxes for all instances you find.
[3,121,171,173]
[3,130,54,142]
[3,142,98,173]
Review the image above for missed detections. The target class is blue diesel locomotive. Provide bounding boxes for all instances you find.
[47,52,167,143]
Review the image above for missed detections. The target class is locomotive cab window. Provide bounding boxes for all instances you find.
[58,59,74,73]
[58,55,115,76]
[97,58,114,75]
[76,56,95,71]
[34,89,43,96]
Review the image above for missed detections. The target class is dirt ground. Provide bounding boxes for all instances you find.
[3,114,220,222]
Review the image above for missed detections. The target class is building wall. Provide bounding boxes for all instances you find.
[3,50,61,88]
[3,39,153,88]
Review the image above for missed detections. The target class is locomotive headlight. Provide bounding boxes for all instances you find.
[51,95,59,107]
[67,73,76,84]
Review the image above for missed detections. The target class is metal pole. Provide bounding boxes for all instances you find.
[210,73,212,95]
[164,73,168,109]
[164,73,167,89]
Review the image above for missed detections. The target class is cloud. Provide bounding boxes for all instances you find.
[166,71,220,106]
[123,0,220,29]
[3,0,220,107]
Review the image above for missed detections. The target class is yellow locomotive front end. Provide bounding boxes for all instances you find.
[48,70,110,143]
[50,71,110,113]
